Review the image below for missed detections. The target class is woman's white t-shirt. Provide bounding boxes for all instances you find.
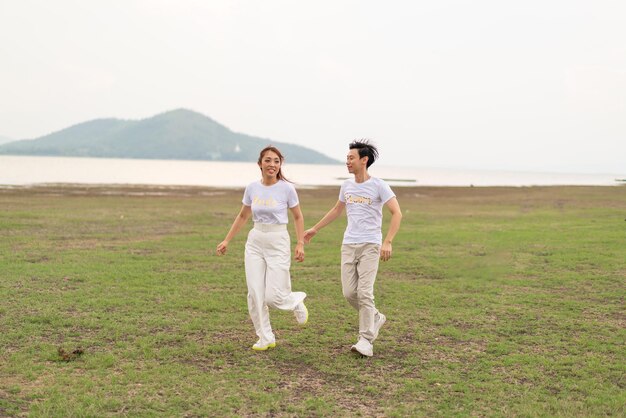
[339,177,395,245]
[242,180,299,225]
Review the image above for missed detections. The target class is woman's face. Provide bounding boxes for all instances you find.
[259,150,281,178]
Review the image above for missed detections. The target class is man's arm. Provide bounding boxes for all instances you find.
[303,200,345,243]
[380,197,402,261]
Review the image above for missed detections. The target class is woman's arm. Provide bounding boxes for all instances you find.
[216,205,252,255]
[290,204,305,262]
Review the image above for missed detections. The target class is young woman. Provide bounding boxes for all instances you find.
[216,146,308,351]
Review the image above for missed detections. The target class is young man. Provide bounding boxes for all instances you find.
[304,140,402,357]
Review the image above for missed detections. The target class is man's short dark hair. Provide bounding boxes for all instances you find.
[349,139,379,168]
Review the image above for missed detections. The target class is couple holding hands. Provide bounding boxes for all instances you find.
[216,140,402,357]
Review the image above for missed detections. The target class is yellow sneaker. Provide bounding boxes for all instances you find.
[252,339,276,351]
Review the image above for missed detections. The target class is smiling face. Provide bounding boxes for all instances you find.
[346,148,368,175]
[259,150,282,180]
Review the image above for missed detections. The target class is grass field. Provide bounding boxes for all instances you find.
[1,184,624,417]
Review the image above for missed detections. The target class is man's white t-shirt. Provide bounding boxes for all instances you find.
[339,177,396,245]
[243,180,299,225]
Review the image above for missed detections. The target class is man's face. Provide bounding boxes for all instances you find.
[346,149,367,174]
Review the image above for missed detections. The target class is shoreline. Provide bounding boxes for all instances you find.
[1,182,622,198]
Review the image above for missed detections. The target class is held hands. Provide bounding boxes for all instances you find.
[294,242,305,263]
[380,241,392,262]
[216,240,228,256]
[303,228,317,244]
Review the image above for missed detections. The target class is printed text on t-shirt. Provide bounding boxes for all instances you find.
[344,193,372,205]
[252,196,277,207]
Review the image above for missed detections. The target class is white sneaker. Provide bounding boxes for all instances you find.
[372,312,386,342]
[294,302,308,325]
[351,337,373,357]
[252,339,276,351]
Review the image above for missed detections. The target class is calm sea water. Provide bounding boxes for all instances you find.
[0,155,623,188]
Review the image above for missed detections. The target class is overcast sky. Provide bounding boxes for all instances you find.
[1,0,624,173]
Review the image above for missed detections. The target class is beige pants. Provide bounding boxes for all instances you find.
[341,243,381,342]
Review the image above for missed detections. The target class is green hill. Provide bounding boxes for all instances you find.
[0,109,339,164]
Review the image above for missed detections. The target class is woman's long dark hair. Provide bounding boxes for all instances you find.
[258,145,291,183]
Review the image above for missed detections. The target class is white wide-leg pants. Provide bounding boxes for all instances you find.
[244,223,306,344]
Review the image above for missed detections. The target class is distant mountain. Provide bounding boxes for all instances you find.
[0,135,14,145]
[0,109,339,164]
